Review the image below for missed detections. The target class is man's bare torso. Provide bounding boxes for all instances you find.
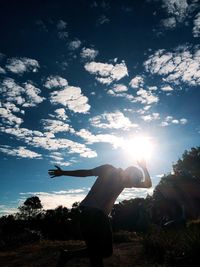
[80,165,125,215]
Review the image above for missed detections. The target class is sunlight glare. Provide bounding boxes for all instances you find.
[123,136,153,161]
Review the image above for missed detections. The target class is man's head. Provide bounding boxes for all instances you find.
[124,166,143,188]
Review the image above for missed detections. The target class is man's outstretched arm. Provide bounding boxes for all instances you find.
[48,165,93,178]
[137,159,152,188]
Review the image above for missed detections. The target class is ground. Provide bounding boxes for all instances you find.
[0,239,165,267]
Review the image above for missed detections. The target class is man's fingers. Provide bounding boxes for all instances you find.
[55,165,61,170]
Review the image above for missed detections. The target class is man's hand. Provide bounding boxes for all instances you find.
[137,158,147,169]
[48,165,63,178]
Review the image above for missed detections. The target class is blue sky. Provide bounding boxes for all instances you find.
[1,0,200,215]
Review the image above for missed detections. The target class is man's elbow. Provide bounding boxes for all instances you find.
[145,183,152,188]
[142,181,152,188]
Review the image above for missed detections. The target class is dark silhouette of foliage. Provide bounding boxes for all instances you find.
[112,198,151,232]
[152,147,200,224]
[17,196,43,220]
[173,147,200,179]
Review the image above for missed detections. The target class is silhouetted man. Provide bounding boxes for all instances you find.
[48,159,151,267]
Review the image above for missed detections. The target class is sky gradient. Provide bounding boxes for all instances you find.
[1,0,200,215]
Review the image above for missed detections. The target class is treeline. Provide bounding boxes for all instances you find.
[1,147,200,248]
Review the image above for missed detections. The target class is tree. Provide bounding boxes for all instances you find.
[152,147,200,222]
[17,196,43,219]
[173,147,200,179]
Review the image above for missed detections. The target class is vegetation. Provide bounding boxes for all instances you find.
[0,146,200,266]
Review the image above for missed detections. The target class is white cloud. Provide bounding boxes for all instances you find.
[54,108,68,121]
[89,111,138,130]
[162,0,188,23]
[80,47,99,60]
[160,115,188,126]
[50,86,90,113]
[6,57,39,74]
[180,118,188,124]
[0,145,42,159]
[58,31,69,40]
[57,20,67,30]
[19,189,90,210]
[42,119,73,134]
[117,187,153,203]
[0,124,97,158]
[144,45,200,86]
[134,88,159,105]
[0,107,23,126]
[96,15,110,25]
[1,78,44,108]
[129,75,144,88]
[111,84,128,93]
[76,128,124,149]
[148,86,158,91]
[85,61,128,84]
[23,83,45,107]
[149,0,199,32]
[44,76,68,89]
[160,17,176,29]
[68,39,81,50]
[193,12,200,37]
[161,85,174,91]
[141,113,160,122]
[0,66,6,74]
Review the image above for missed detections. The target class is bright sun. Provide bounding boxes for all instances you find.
[123,136,154,161]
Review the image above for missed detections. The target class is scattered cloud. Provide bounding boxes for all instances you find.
[110,84,128,93]
[23,83,45,107]
[141,113,160,122]
[1,78,45,108]
[89,111,138,130]
[144,45,200,86]
[129,75,144,88]
[68,39,82,50]
[160,17,176,29]
[6,57,40,74]
[0,125,97,158]
[50,85,90,113]
[84,60,128,84]
[160,115,188,126]
[76,128,124,149]
[0,107,23,126]
[161,85,174,91]
[42,119,73,134]
[161,0,188,23]
[193,12,200,37]
[80,47,99,60]
[57,19,67,30]
[96,15,110,25]
[134,88,159,105]
[0,66,6,74]
[44,76,68,89]
[35,20,48,32]
[0,145,42,159]
[58,31,68,40]
[149,0,199,32]
[52,108,69,121]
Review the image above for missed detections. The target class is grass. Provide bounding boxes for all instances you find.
[0,235,166,267]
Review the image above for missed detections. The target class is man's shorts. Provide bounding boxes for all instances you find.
[79,206,113,258]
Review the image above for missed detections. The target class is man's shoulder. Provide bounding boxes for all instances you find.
[92,164,116,176]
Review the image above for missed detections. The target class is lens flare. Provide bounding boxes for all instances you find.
[123,136,153,160]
